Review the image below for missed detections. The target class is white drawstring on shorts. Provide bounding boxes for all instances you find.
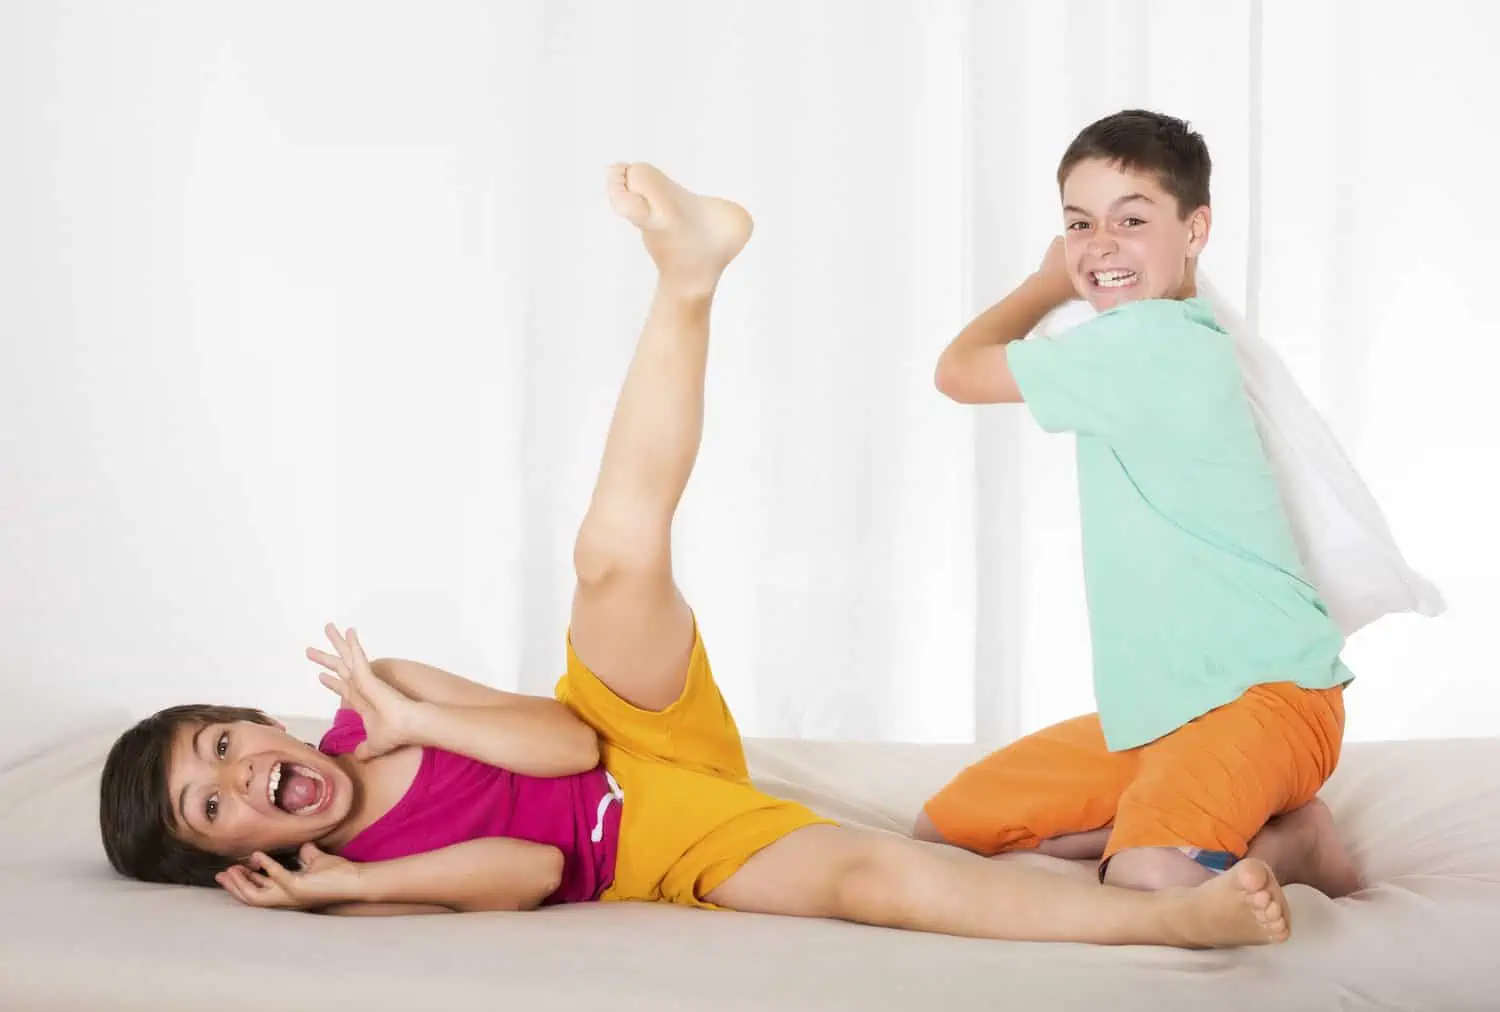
[590,771,623,844]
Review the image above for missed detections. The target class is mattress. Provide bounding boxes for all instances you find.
[2,716,1498,1012]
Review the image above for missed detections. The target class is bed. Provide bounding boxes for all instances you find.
[3,715,1498,1012]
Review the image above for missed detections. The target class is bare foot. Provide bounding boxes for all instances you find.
[1247,799,1363,899]
[1172,858,1291,948]
[605,163,753,294]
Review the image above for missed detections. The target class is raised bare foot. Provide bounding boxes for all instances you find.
[605,163,753,294]
[1248,799,1363,899]
[1173,857,1291,948]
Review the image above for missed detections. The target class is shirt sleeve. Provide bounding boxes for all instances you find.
[317,707,366,756]
[1005,301,1204,440]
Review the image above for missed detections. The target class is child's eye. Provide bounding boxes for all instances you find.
[1121,216,1146,227]
[205,794,219,823]
[1066,221,1090,231]
[216,732,229,759]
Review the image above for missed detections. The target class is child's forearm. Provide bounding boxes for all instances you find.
[370,657,515,708]
[935,274,1064,404]
[403,697,601,777]
[352,838,565,913]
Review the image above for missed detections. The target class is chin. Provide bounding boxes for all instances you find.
[1087,287,1143,311]
[1084,278,1178,313]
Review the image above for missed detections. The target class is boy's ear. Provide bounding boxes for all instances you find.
[1186,205,1212,256]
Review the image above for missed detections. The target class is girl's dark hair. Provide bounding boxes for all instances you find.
[98,703,276,886]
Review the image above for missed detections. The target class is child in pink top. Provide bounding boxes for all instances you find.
[319,707,620,905]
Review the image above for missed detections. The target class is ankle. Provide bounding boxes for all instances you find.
[1156,887,1205,948]
[654,273,720,304]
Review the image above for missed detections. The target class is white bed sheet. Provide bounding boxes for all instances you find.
[2,717,1498,1012]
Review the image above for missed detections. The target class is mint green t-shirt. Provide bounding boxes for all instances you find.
[1006,297,1352,752]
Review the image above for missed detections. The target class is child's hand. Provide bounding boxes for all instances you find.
[1028,236,1078,309]
[216,844,362,911]
[308,624,417,760]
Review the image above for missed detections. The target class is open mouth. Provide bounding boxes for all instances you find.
[1089,269,1138,290]
[267,759,331,816]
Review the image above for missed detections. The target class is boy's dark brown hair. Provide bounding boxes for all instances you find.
[99,703,276,886]
[1057,109,1212,217]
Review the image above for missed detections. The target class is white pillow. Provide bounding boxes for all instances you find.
[1035,276,1444,637]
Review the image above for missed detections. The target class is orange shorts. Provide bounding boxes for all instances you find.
[922,682,1345,865]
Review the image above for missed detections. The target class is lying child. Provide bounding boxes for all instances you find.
[920,109,1362,900]
[101,161,1291,947]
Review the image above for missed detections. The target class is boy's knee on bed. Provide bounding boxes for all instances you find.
[911,810,949,844]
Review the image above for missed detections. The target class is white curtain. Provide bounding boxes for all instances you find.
[3,1,1495,763]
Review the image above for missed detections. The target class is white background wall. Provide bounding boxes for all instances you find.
[3,1,1496,766]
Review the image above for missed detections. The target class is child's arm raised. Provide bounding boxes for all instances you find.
[400,696,599,777]
[935,237,1076,404]
[219,839,564,915]
[313,625,600,778]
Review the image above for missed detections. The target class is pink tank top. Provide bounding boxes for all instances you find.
[318,708,620,905]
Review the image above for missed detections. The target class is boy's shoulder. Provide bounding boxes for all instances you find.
[1083,296,1224,335]
[1061,297,1232,367]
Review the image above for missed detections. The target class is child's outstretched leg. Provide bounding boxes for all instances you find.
[569,163,752,712]
[705,823,1290,948]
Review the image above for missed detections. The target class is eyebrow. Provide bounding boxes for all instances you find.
[1063,193,1156,216]
[175,724,210,829]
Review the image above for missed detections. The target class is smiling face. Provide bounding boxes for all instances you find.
[1060,157,1211,312]
[164,718,354,859]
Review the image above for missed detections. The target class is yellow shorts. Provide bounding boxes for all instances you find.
[554,622,831,909]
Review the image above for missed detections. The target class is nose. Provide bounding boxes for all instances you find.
[234,755,256,801]
[1088,230,1119,258]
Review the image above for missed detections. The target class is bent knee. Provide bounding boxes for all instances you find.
[572,517,669,588]
[911,810,951,845]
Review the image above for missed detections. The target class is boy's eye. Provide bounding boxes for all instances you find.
[1066,221,1090,231]
[205,794,219,823]
[215,732,229,759]
[1121,216,1146,227]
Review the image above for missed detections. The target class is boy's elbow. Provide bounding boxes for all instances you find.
[934,353,963,401]
[934,353,979,404]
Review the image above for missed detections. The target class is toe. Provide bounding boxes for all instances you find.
[606,166,652,223]
[1237,859,1270,891]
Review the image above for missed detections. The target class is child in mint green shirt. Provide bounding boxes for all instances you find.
[919,110,1360,900]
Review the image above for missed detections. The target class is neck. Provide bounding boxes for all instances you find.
[1175,259,1198,299]
[315,752,367,850]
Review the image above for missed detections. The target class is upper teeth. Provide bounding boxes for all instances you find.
[1094,270,1137,288]
[267,761,328,815]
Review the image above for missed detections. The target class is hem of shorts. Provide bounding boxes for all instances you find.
[1101,676,1346,752]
